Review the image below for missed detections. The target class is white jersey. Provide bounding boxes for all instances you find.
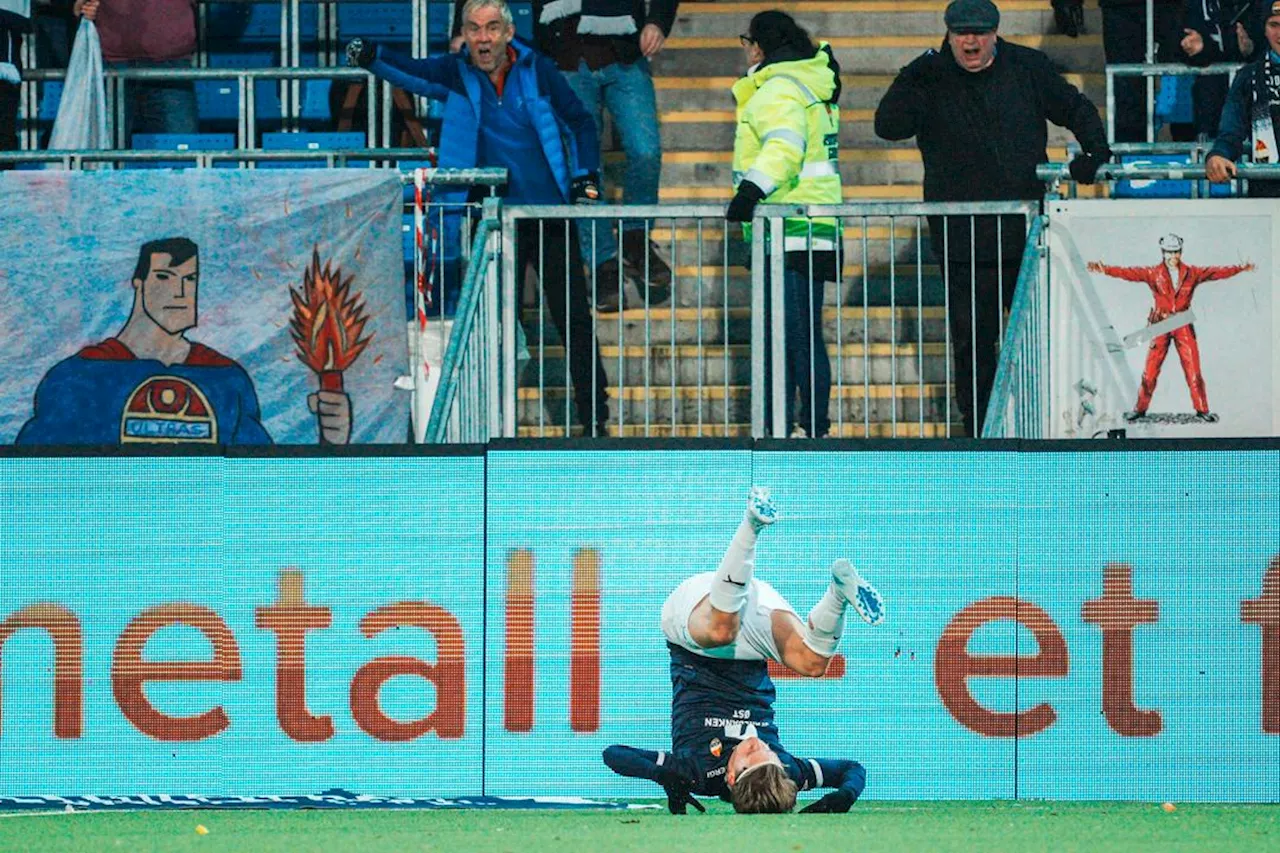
[661,571,799,663]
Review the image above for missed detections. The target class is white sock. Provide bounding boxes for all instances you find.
[708,517,758,614]
[803,583,848,657]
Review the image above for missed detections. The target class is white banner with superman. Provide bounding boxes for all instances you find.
[1046,199,1279,438]
[0,170,408,445]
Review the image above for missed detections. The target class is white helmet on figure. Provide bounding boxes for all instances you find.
[1158,233,1184,252]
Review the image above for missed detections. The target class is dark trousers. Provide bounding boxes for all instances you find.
[941,256,1021,438]
[1192,74,1230,139]
[516,218,610,434]
[764,251,835,437]
[1103,3,1182,142]
[0,79,17,171]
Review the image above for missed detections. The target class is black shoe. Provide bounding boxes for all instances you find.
[592,257,622,312]
[621,231,672,305]
[1195,411,1219,423]
[1124,410,1147,422]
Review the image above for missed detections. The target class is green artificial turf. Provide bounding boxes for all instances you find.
[1,801,1276,853]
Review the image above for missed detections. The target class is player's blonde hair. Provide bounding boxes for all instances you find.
[731,763,798,814]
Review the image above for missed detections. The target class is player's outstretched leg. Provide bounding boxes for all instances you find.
[804,559,885,658]
[688,487,777,649]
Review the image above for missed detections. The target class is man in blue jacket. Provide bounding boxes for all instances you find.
[348,0,611,436]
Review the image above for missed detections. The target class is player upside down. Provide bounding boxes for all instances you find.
[602,487,884,814]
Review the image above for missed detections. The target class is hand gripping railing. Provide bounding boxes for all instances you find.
[981,215,1047,439]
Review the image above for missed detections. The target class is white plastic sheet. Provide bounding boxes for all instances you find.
[48,18,109,151]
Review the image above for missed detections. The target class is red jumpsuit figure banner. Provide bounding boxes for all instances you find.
[1086,234,1254,423]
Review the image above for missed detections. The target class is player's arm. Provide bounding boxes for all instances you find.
[602,745,705,815]
[797,758,866,814]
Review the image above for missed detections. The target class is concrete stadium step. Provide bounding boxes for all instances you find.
[670,0,1101,39]
[516,382,956,426]
[654,108,1095,150]
[566,263,951,307]
[652,74,1104,113]
[519,341,951,386]
[651,34,1104,77]
[521,305,949,345]
[516,420,958,438]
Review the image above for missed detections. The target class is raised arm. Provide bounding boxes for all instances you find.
[602,745,705,814]
[1187,261,1256,286]
[874,51,939,141]
[797,758,867,813]
[1085,261,1153,282]
[363,44,459,100]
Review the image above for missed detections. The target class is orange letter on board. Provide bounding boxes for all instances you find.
[255,569,335,742]
[0,604,82,738]
[935,596,1069,737]
[350,602,465,740]
[111,604,242,741]
[505,550,535,732]
[1241,556,1280,734]
[1081,563,1162,736]
[571,549,601,732]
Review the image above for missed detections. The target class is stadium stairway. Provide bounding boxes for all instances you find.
[518,0,1105,437]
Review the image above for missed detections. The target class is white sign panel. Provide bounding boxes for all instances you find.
[1047,200,1278,438]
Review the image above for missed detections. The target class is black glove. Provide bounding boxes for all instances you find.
[570,172,601,204]
[659,772,705,815]
[725,179,766,222]
[1068,148,1111,184]
[1051,0,1084,38]
[798,789,856,814]
[345,38,376,68]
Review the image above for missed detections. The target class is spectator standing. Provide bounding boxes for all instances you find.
[1099,0,1185,141]
[452,0,677,312]
[72,0,198,140]
[1181,0,1263,139]
[874,0,1110,437]
[725,11,841,439]
[0,0,31,168]
[1204,0,1280,196]
[349,0,612,436]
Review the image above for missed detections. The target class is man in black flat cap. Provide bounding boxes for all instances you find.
[874,0,1111,437]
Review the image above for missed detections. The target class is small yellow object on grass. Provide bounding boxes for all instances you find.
[195,824,209,835]
[1162,803,1177,813]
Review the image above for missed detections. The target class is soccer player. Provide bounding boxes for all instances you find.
[602,487,883,814]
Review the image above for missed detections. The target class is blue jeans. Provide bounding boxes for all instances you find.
[563,57,662,265]
[109,57,199,143]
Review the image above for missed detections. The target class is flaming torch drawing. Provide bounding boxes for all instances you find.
[289,248,373,442]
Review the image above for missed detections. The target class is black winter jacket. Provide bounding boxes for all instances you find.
[875,38,1110,204]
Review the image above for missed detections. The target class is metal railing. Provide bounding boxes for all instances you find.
[1104,61,1244,145]
[17,66,401,151]
[981,215,1048,439]
[479,201,1038,439]
[423,206,504,443]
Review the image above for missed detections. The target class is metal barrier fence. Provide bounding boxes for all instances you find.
[18,66,403,151]
[467,201,1037,439]
[1104,61,1243,145]
[980,215,1048,439]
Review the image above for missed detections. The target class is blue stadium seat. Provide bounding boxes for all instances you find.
[338,2,412,39]
[129,133,237,169]
[1112,153,1235,199]
[38,81,63,122]
[259,131,367,168]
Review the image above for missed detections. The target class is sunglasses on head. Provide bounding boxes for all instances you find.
[739,33,756,46]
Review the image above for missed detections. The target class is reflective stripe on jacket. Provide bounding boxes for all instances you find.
[731,43,842,248]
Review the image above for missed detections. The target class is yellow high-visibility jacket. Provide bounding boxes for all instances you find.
[732,43,842,248]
